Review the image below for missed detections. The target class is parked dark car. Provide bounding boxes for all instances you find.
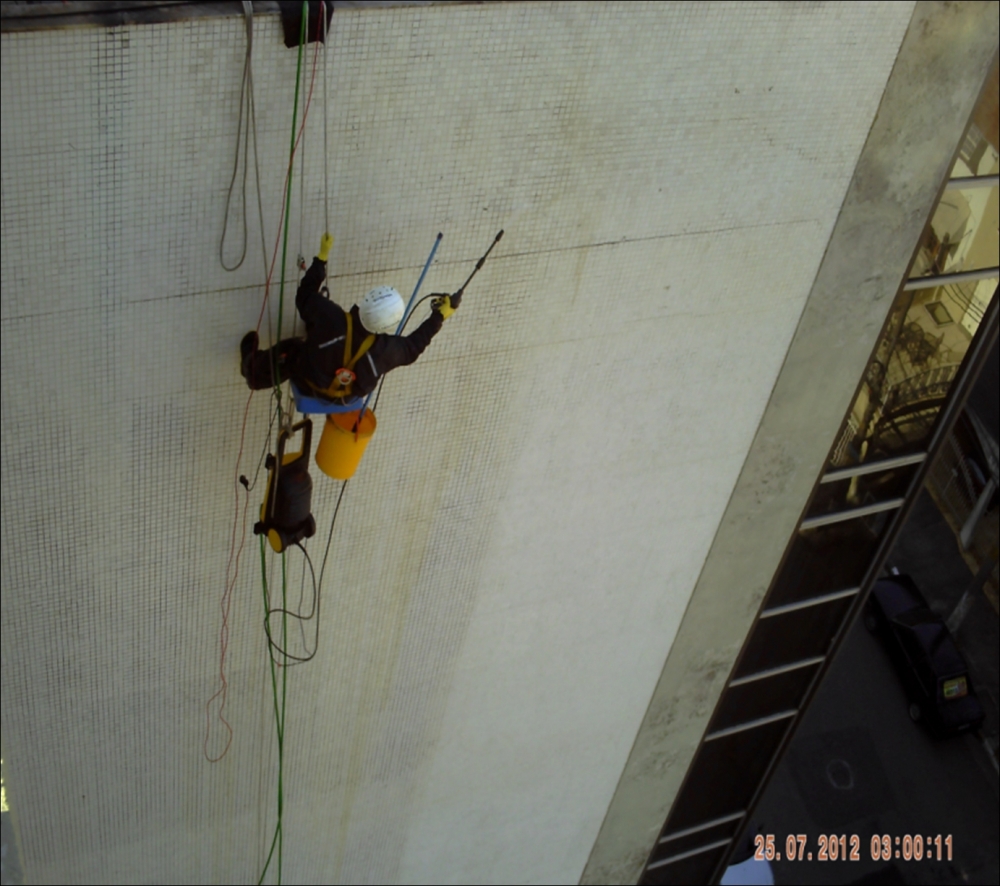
[864,573,985,737]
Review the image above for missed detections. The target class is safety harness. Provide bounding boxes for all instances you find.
[310,311,376,400]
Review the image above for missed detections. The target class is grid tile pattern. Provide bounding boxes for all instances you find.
[1,2,913,883]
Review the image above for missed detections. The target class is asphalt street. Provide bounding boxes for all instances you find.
[748,504,1000,886]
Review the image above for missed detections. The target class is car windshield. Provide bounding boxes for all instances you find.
[873,580,921,619]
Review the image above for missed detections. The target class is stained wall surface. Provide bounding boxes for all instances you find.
[0,3,915,883]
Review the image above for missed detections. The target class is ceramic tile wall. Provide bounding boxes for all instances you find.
[0,2,913,882]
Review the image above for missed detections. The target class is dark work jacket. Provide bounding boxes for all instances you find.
[294,257,444,399]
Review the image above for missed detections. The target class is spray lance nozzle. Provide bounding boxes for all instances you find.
[453,229,504,302]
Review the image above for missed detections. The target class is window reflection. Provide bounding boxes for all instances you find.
[829,111,998,472]
[832,283,998,468]
[956,123,999,180]
[911,184,999,280]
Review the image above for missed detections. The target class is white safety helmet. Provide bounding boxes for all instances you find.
[359,286,405,334]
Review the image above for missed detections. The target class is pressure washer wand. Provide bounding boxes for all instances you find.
[356,232,444,429]
[354,230,503,433]
[453,229,503,301]
[398,232,444,333]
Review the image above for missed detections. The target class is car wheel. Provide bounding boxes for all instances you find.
[863,612,878,633]
[908,702,922,723]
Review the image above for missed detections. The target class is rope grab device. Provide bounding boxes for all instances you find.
[254,418,317,553]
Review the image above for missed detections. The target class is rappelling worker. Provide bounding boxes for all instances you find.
[240,233,459,400]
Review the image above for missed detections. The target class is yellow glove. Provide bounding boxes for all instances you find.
[318,232,334,262]
[431,295,456,319]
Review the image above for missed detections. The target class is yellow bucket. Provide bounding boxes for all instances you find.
[315,409,377,480]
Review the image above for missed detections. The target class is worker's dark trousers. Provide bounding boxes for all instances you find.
[241,336,305,391]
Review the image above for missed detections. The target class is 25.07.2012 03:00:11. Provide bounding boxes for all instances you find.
[753,834,954,862]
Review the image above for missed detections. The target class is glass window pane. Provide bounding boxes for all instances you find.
[734,595,855,679]
[765,518,886,609]
[925,410,998,546]
[663,718,791,833]
[829,282,998,469]
[952,121,1000,181]
[806,463,919,520]
[709,662,821,733]
[650,818,741,868]
[641,844,729,886]
[910,184,999,278]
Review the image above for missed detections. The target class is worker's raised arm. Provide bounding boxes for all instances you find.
[377,293,460,369]
[295,233,334,321]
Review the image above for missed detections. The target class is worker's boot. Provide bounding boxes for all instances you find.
[240,331,259,383]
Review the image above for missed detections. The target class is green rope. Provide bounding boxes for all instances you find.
[273,3,309,397]
[259,11,308,883]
